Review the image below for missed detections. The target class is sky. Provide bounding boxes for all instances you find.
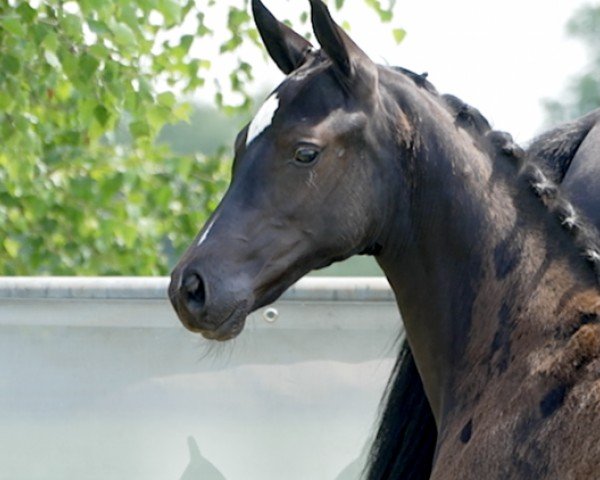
[201,0,593,145]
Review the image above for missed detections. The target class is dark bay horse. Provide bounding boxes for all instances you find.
[169,1,600,478]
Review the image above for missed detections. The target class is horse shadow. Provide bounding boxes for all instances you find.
[334,457,363,480]
[334,442,370,480]
[178,435,366,480]
[179,436,227,480]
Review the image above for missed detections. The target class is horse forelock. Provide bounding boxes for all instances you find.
[387,65,600,285]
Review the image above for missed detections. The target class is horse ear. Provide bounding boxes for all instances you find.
[309,0,377,93]
[252,0,314,74]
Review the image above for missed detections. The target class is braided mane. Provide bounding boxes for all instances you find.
[395,66,600,284]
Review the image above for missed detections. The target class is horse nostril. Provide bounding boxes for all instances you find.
[183,272,206,311]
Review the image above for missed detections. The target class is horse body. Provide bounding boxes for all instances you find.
[565,122,600,228]
[169,1,600,478]
[529,109,600,230]
[373,66,600,480]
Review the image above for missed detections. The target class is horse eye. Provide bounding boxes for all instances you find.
[294,147,319,164]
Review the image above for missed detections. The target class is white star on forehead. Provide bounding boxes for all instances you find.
[246,93,280,146]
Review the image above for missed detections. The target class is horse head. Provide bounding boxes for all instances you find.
[169,0,398,340]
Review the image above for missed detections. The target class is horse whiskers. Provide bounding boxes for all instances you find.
[196,338,237,365]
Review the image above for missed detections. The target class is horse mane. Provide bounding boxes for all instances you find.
[366,67,600,480]
[365,339,437,480]
[399,67,600,282]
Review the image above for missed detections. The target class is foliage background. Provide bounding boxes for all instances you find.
[0,0,399,275]
[0,1,597,275]
[543,3,600,123]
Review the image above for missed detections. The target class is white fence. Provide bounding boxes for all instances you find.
[0,277,401,480]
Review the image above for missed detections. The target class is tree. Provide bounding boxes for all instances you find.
[543,3,600,124]
[0,0,402,275]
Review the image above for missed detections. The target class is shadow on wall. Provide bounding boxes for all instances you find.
[334,456,363,480]
[334,441,370,480]
[179,436,227,480]
[178,435,367,480]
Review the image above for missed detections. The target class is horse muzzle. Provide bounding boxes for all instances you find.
[168,266,252,341]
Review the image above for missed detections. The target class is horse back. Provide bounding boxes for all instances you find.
[529,109,600,231]
[562,121,600,229]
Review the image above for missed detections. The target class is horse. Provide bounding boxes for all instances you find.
[528,109,600,231]
[168,1,600,478]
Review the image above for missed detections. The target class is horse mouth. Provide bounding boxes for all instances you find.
[200,314,246,341]
[176,299,249,342]
[187,309,247,341]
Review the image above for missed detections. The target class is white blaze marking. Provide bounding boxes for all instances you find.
[246,93,280,146]
[197,216,217,246]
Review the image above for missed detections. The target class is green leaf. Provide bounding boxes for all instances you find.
[381,11,393,22]
[157,91,176,107]
[41,31,59,52]
[89,43,110,59]
[4,238,20,258]
[147,105,171,129]
[88,19,111,35]
[129,120,151,138]
[44,50,61,69]
[392,28,406,44]
[2,55,20,74]
[93,105,110,126]
[0,15,26,36]
[79,53,100,80]
[80,0,111,13]
[157,0,182,25]
[0,91,15,110]
[120,4,140,31]
[220,35,242,53]
[112,22,137,48]
[179,34,194,53]
[55,80,73,101]
[61,13,83,40]
[16,3,37,23]
[173,102,192,122]
[227,7,250,29]
[59,49,79,82]
[138,0,158,12]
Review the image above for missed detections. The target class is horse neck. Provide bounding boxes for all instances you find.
[375,87,599,429]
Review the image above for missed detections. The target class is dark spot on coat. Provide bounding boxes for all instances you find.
[580,312,599,326]
[490,302,513,374]
[540,384,569,418]
[460,419,473,444]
